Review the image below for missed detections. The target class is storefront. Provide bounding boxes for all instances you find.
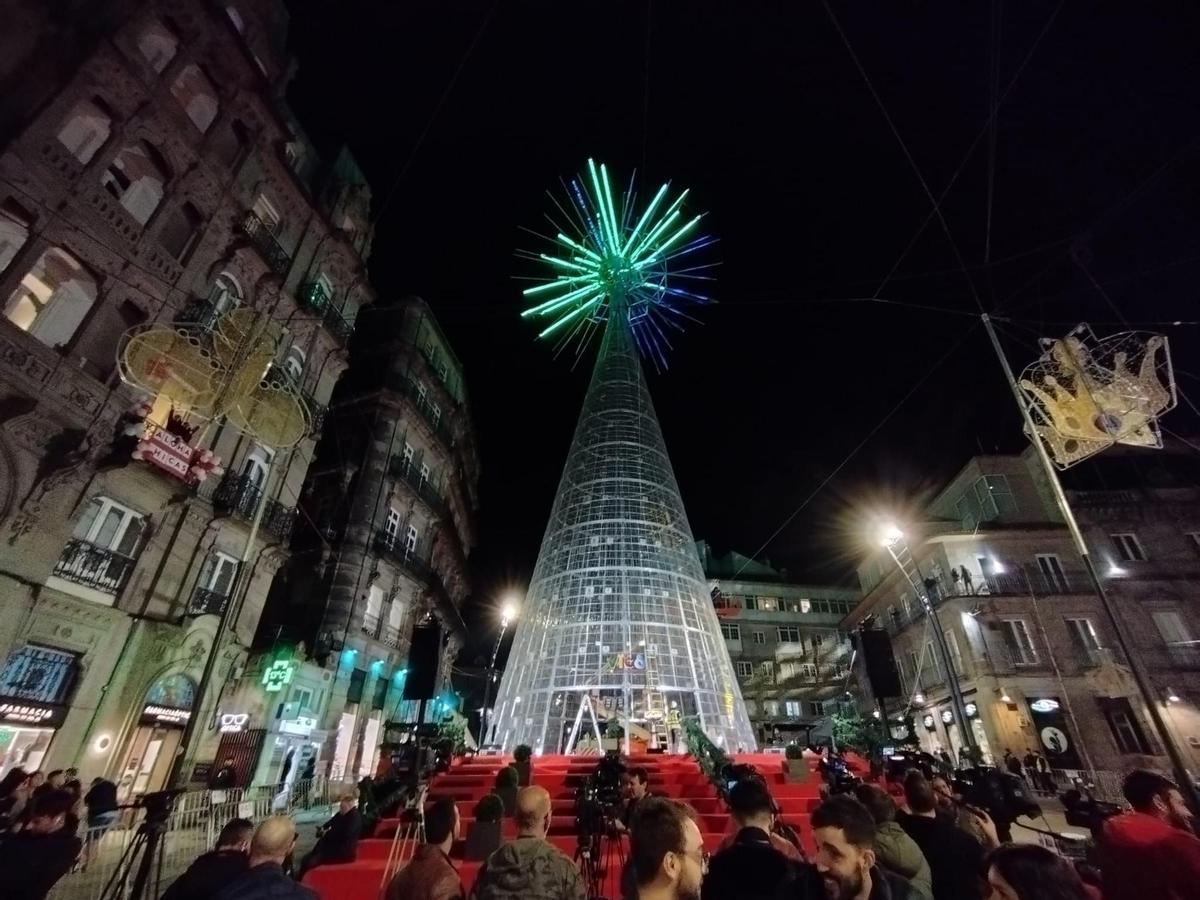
[0,644,78,778]
[255,713,325,790]
[116,673,195,801]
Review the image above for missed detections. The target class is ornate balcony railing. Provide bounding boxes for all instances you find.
[386,373,455,449]
[241,212,290,275]
[188,587,230,617]
[301,389,327,433]
[373,529,434,583]
[298,282,354,344]
[362,612,381,637]
[177,297,222,330]
[53,540,136,595]
[389,457,447,517]
[211,474,296,543]
[380,625,403,648]
[298,281,332,314]
[322,304,353,344]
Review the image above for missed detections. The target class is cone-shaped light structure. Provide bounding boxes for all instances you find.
[492,162,755,752]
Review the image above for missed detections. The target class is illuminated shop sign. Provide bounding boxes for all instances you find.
[0,700,66,727]
[605,653,646,672]
[262,660,297,693]
[219,713,249,733]
[1029,698,1060,713]
[142,704,191,726]
[278,716,317,737]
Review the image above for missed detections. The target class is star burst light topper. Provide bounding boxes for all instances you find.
[518,159,717,370]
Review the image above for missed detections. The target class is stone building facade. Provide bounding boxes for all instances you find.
[846,444,1200,781]
[0,0,374,794]
[257,298,479,782]
[697,541,858,747]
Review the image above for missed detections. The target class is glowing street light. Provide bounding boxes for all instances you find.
[481,596,520,746]
[880,524,905,549]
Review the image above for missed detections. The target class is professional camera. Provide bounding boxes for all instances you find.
[882,750,937,785]
[133,788,185,824]
[1061,787,1122,840]
[575,751,624,840]
[820,753,861,796]
[953,766,1040,839]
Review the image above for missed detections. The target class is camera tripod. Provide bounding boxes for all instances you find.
[99,790,181,900]
[575,824,626,900]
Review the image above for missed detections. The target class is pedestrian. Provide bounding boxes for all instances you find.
[385,798,463,900]
[0,767,30,831]
[214,816,316,900]
[0,789,83,900]
[1032,753,1054,794]
[812,795,913,900]
[929,775,998,849]
[297,792,362,878]
[949,569,961,593]
[1002,749,1022,780]
[212,758,239,790]
[853,784,931,899]
[492,765,519,817]
[896,773,984,900]
[631,798,706,900]
[163,818,253,900]
[985,844,1093,900]
[473,785,585,900]
[464,793,504,862]
[705,778,807,899]
[1100,769,1200,900]
[1021,749,1037,787]
[960,567,974,594]
[84,777,119,830]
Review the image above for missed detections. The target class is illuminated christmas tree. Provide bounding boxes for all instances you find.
[489,161,755,753]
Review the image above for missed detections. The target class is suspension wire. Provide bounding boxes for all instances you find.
[373,0,500,225]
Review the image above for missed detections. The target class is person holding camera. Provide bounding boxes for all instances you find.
[1100,769,1200,900]
[929,775,998,850]
[615,767,653,834]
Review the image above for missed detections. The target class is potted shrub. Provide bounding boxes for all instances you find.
[603,722,624,752]
[513,744,533,786]
[784,743,809,783]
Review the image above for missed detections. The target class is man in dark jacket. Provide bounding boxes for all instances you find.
[297,793,362,878]
[83,777,119,829]
[474,786,586,900]
[811,796,912,900]
[216,816,316,900]
[385,798,463,900]
[1101,769,1200,900]
[896,774,983,900]
[162,817,252,900]
[0,789,83,900]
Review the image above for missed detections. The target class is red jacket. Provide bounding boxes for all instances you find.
[1101,811,1200,900]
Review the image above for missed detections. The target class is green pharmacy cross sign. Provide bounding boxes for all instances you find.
[262,659,296,693]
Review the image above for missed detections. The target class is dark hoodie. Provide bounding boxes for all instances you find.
[1101,810,1200,900]
[474,835,586,900]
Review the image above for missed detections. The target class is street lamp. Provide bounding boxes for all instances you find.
[879,523,977,758]
[481,597,519,746]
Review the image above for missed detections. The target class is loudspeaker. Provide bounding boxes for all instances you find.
[403,619,442,700]
[859,628,902,699]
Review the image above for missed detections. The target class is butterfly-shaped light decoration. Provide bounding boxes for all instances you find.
[118,307,309,449]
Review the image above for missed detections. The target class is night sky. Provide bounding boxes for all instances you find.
[283,2,1200,666]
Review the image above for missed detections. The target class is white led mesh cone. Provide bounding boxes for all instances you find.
[489,317,756,753]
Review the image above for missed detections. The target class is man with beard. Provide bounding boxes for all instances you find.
[630,798,707,900]
[812,796,913,900]
[1101,769,1200,900]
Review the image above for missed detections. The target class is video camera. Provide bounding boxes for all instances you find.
[883,750,937,784]
[575,751,625,840]
[820,753,861,796]
[953,766,1041,838]
[129,788,185,825]
[1061,787,1122,840]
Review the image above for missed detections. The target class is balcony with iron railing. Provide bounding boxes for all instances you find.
[362,612,381,637]
[420,346,459,403]
[385,373,455,449]
[188,587,230,617]
[241,212,291,275]
[388,456,447,518]
[373,529,435,584]
[177,296,223,330]
[209,473,296,543]
[297,282,355,344]
[52,540,137,595]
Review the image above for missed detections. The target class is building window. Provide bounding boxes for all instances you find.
[291,686,313,712]
[213,119,251,168]
[208,272,242,315]
[416,381,428,404]
[101,141,169,224]
[3,247,97,348]
[720,622,740,641]
[763,700,779,717]
[402,442,415,467]
[282,345,305,382]
[1100,697,1150,754]
[57,97,113,164]
[1067,618,1102,664]
[199,551,238,597]
[752,631,766,645]
[0,201,32,275]
[744,596,759,611]
[1001,619,1039,665]
[363,585,383,634]
[419,462,431,486]
[404,524,419,555]
[784,701,801,717]
[384,507,402,540]
[252,193,281,234]
[0,644,78,703]
[170,64,219,133]
[1110,533,1146,562]
[955,473,1018,529]
[431,402,442,428]
[735,661,753,678]
[809,700,826,717]
[1035,554,1069,592]
[158,202,202,261]
[759,661,774,681]
[944,629,963,673]
[371,676,388,711]
[1152,610,1194,664]
[137,19,179,73]
[53,496,145,598]
[777,626,800,644]
[346,668,366,704]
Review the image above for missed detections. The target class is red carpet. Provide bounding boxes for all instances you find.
[302,750,824,899]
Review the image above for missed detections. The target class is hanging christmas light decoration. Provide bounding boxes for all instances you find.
[1018,324,1176,469]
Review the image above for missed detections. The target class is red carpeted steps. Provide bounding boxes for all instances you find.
[302,750,826,899]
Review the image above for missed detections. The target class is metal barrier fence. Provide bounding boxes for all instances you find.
[48,777,352,900]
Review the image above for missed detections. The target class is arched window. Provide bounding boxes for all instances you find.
[0,200,32,275]
[159,202,202,261]
[101,141,169,224]
[56,97,113,164]
[171,64,219,133]
[3,247,98,348]
[281,344,305,383]
[137,20,179,74]
[209,271,242,313]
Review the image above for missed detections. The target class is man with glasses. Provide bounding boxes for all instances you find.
[629,797,707,900]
